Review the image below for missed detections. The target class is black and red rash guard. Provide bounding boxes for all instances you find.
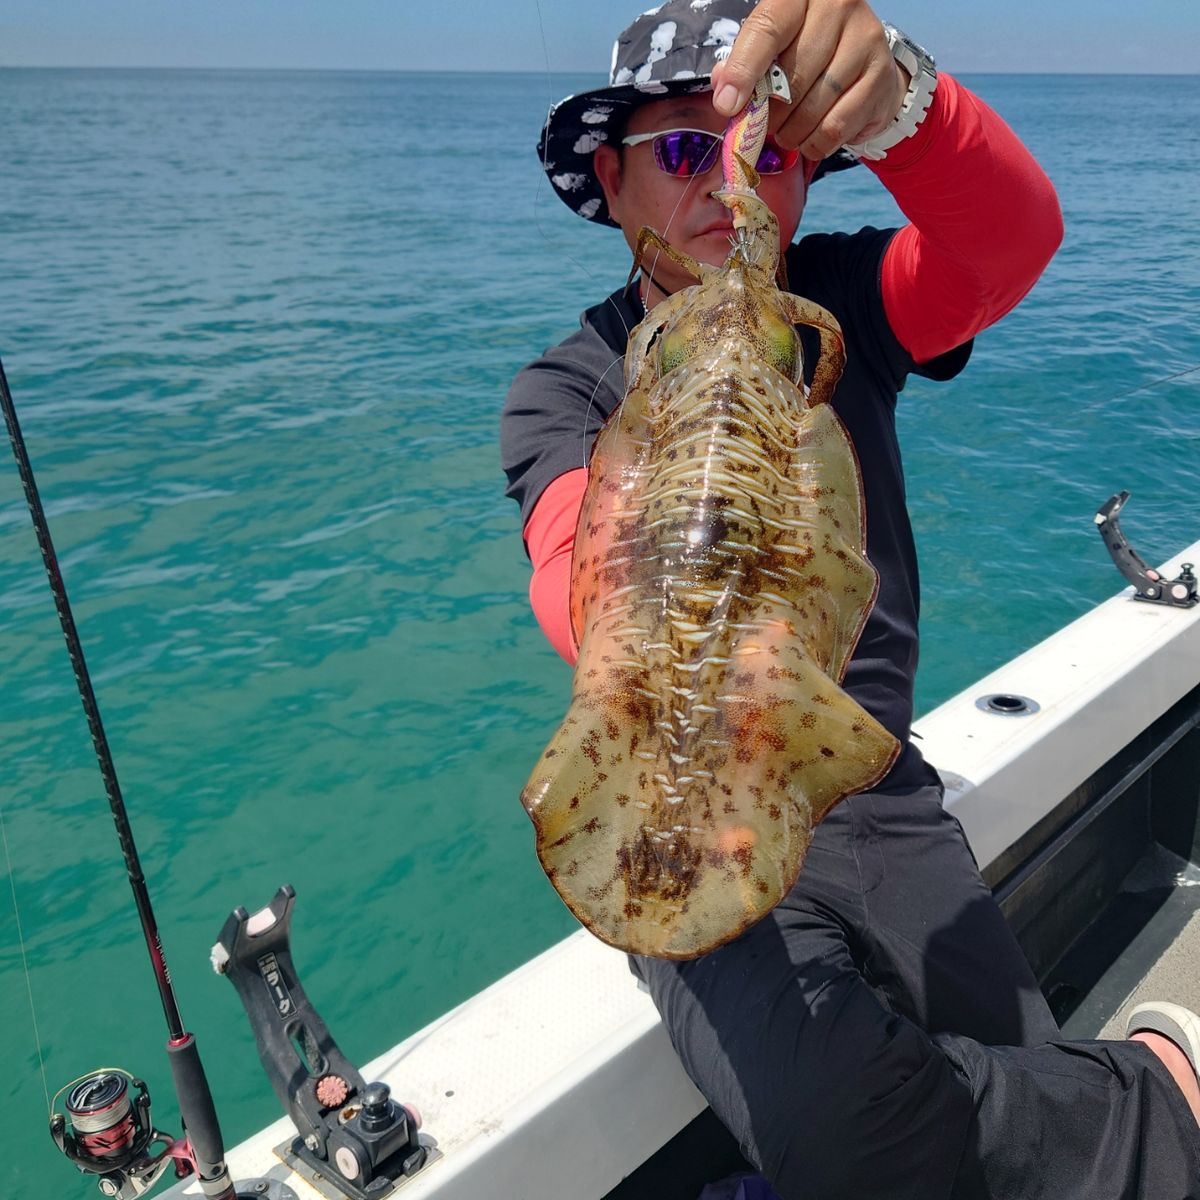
[501,73,1062,793]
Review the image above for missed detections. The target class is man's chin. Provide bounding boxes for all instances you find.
[694,229,736,259]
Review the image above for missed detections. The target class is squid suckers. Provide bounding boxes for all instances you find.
[522,198,899,959]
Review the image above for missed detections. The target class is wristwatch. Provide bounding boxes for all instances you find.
[845,23,938,162]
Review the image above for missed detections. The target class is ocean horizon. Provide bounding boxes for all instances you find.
[3,64,1197,74]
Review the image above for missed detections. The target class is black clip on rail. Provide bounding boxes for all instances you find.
[213,887,428,1199]
[1095,491,1199,608]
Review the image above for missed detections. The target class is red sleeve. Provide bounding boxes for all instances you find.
[523,467,587,665]
[871,73,1064,365]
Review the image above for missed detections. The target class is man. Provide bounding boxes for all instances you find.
[502,1,1200,1194]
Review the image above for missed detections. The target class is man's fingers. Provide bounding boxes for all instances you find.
[712,0,902,155]
[783,55,892,160]
[769,29,845,150]
[712,0,809,115]
[781,72,862,159]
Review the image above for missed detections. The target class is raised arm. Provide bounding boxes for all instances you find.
[712,0,1063,363]
[869,72,1063,363]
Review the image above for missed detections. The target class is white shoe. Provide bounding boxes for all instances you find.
[1127,1001,1200,1076]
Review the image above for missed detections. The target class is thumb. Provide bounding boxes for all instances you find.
[712,1,807,115]
[710,59,747,117]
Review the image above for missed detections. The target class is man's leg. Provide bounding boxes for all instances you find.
[630,792,979,1199]
[631,786,1200,1199]
[938,1031,1199,1199]
[849,786,1060,1046]
[839,787,1200,1197]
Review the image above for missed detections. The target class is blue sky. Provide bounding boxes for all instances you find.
[1,0,1196,74]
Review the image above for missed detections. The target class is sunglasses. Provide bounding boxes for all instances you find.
[620,127,801,178]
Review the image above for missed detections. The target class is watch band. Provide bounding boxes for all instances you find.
[845,23,938,162]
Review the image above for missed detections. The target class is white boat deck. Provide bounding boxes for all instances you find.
[161,539,1200,1200]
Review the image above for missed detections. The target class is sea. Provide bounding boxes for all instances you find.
[0,68,1197,1196]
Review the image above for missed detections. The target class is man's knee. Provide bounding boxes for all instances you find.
[744,1018,973,1200]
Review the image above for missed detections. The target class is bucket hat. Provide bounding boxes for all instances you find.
[539,0,858,228]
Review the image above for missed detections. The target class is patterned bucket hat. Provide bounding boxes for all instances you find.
[539,0,858,228]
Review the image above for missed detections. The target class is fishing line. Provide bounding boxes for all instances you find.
[529,0,702,307]
[0,798,52,1115]
[565,141,725,468]
[1093,362,1200,408]
[531,0,633,338]
[530,0,633,465]
[578,352,629,455]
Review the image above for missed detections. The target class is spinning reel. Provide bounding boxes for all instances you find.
[49,1067,299,1200]
[49,1069,190,1199]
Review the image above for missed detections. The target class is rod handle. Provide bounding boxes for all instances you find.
[166,1034,234,1194]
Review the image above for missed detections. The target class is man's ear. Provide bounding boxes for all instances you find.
[594,144,622,218]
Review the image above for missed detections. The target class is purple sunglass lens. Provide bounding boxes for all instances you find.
[756,143,786,173]
[653,130,722,177]
[756,139,801,175]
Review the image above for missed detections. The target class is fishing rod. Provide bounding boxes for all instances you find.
[0,352,238,1200]
[2,352,429,1200]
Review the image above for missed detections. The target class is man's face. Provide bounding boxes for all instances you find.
[594,92,813,301]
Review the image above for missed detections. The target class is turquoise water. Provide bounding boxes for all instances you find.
[0,69,1197,1195]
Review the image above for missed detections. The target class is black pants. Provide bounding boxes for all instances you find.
[630,785,1200,1199]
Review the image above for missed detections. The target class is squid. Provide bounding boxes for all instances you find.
[521,75,900,959]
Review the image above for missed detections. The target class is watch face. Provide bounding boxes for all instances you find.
[885,23,937,72]
[902,33,936,70]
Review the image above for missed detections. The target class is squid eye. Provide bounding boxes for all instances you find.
[767,321,801,382]
[658,328,690,376]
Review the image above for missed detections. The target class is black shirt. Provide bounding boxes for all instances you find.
[502,226,971,793]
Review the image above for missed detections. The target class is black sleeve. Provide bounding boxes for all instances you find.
[787,228,972,396]
[501,322,626,530]
[499,288,638,528]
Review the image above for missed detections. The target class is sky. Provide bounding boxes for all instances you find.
[0,0,1197,75]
